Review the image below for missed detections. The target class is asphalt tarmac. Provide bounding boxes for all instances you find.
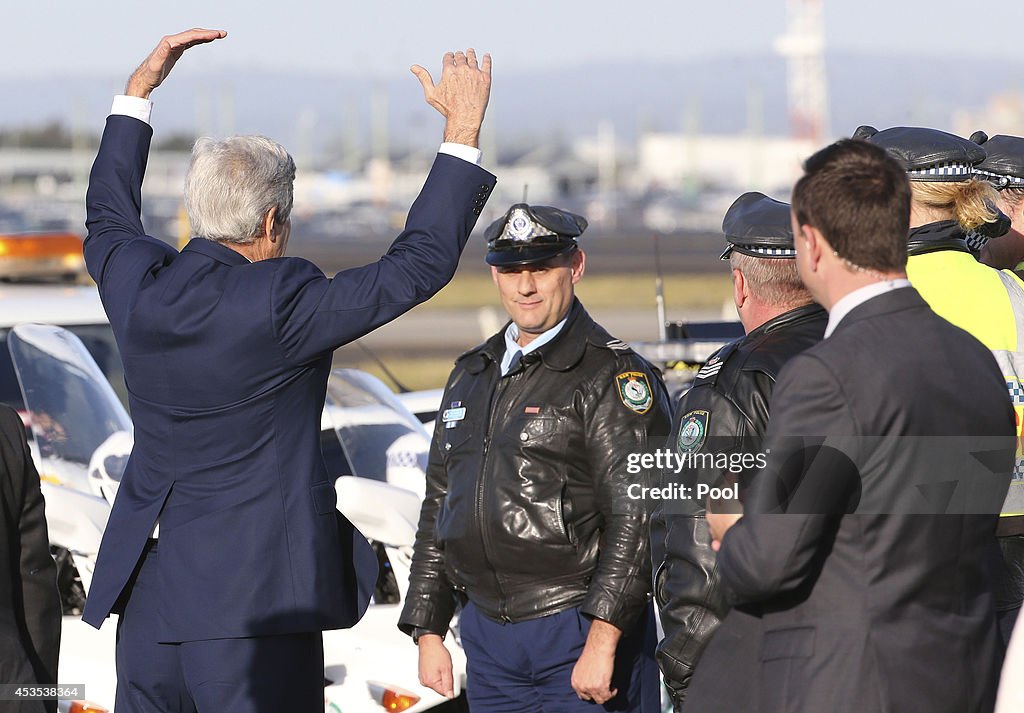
[290,228,724,276]
[292,227,729,360]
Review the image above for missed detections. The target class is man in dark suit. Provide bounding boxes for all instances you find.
[706,139,1014,713]
[80,29,496,713]
[0,405,60,713]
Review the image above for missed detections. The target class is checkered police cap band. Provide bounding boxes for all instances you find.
[965,230,989,252]
[907,162,976,180]
[976,169,1024,189]
[720,244,797,260]
[743,245,797,257]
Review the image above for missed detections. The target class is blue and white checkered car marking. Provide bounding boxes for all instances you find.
[1007,380,1024,405]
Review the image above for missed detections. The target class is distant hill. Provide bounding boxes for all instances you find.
[3,51,1022,156]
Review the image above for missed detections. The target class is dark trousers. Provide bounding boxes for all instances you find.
[459,601,659,713]
[0,639,50,713]
[113,540,324,713]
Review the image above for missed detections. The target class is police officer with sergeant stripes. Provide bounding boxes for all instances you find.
[399,204,671,712]
[649,192,827,711]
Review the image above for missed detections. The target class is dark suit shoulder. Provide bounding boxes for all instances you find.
[823,290,996,371]
[264,256,328,310]
[264,254,326,280]
[0,405,28,471]
[0,404,24,438]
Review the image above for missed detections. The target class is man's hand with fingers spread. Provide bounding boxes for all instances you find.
[411,49,492,148]
[126,28,228,100]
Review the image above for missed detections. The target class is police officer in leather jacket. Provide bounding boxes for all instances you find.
[649,193,826,711]
[399,204,671,712]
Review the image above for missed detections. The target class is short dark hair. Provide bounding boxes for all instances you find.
[791,139,910,273]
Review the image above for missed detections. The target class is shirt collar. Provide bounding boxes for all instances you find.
[501,317,569,375]
[825,279,912,338]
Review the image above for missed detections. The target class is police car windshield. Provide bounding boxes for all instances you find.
[0,324,126,413]
[325,369,429,481]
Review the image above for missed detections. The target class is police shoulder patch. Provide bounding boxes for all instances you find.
[677,409,710,453]
[615,371,653,414]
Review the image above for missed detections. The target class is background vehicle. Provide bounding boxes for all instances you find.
[7,323,469,713]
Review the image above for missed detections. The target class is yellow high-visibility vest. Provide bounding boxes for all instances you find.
[908,250,1024,515]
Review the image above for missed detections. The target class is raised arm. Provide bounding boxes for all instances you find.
[272,50,496,363]
[124,28,228,101]
[412,48,492,148]
[84,29,226,303]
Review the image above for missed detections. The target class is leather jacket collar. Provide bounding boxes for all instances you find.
[907,220,970,257]
[745,302,826,341]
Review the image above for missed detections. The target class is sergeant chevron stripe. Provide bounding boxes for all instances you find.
[696,362,723,379]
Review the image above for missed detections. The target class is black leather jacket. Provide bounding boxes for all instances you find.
[907,219,972,256]
[399,300,672,637]
[649,303,826,707]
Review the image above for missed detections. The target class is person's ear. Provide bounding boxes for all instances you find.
[802,225,823,272]
[732,267,747,309]
[570,249,586,284]
[263,207,279,243]
[490,265,500,286]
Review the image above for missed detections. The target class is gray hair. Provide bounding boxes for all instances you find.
[184,136,296,245]
[729,252,812,308]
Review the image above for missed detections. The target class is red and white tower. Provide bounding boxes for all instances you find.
[774,0,830,143]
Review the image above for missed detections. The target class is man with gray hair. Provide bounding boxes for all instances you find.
[183,135,298,251]
[80,28,495,713]
[649,192,826,711]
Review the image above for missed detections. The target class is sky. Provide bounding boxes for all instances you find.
[6,0,1023,80]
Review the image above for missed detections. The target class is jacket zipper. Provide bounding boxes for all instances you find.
[478,370,512,621]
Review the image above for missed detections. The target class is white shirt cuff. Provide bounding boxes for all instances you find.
[438,142,482,166]
[110,95,153,126]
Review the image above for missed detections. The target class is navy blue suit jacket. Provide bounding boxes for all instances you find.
[81,115,495,641]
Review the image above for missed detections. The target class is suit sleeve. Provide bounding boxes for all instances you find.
[398,373,459,637]
[271,156,496,364]
[581,356,672,630]
[1,408,61,692]
[717,353,858,603]
[83,115,177,326]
